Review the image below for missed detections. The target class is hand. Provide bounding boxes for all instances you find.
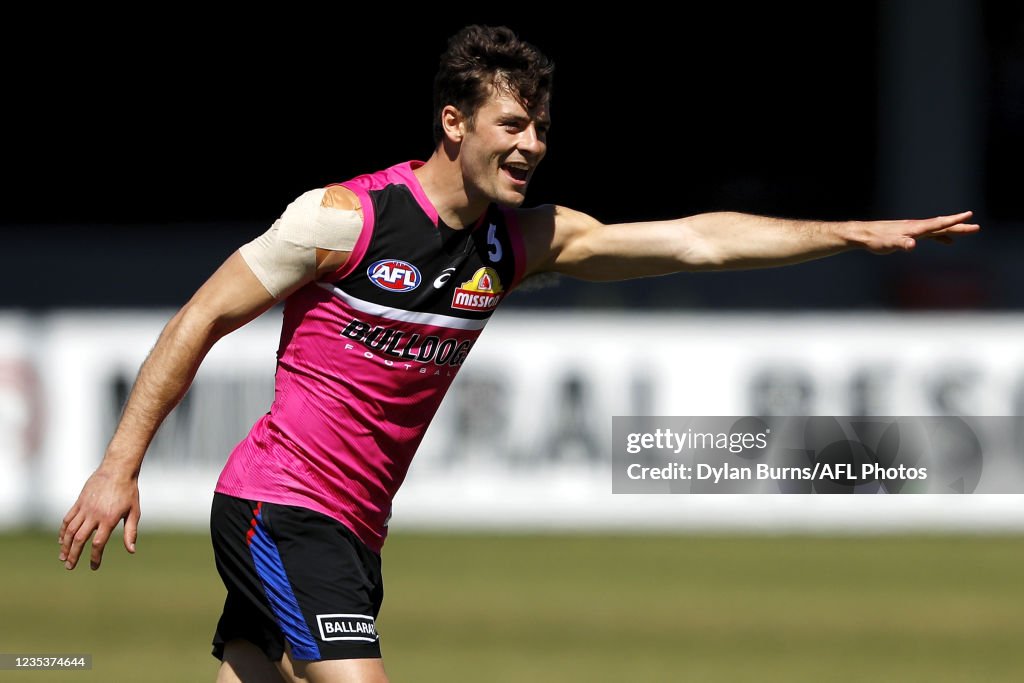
[58,467,141,570]
[856,211,980,254]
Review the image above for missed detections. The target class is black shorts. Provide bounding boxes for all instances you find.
[210,493,384,662]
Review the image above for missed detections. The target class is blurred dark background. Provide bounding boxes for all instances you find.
[3,2,1021,310]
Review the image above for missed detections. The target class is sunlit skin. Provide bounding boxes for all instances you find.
[460,88,550,208]
[415,85,550,228]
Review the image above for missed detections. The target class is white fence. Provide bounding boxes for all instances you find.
[3,310,1023,532]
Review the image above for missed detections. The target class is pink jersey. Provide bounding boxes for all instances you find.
[216,162,526,552]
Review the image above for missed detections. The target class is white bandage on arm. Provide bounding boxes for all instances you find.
[239,188,363,298]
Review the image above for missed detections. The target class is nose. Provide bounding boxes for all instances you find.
[517,124,545,158]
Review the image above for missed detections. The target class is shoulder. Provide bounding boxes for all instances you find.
[276,186,363,233]
[257,185,362,260]
[510,204,603,274]
[280,185,362,214]
[321,185,361,212]
[511,204,601,234]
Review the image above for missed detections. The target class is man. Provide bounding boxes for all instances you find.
[58,24,978,683]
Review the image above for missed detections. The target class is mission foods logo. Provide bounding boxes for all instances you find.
[367,259,421,292]
[452,267,503,312]
[316,613,379,642]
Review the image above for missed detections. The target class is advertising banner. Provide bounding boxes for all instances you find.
[28,311,1024,531]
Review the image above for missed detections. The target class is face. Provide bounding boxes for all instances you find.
[455,86,550,208]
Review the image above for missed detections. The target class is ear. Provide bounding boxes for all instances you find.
[440,104,465,143]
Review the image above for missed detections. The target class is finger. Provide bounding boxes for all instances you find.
[928,223,981,233]
[909,213,974,235]
[923,210,973,224]
[916,224,980,241]
[65,518,98,570]
[59,509,86,562]
[942,223,981,234]
[937,210,974,222]
[59,504,79,545]
[912,223,981,240]
[90,524,112,570]
[124,506,140,554]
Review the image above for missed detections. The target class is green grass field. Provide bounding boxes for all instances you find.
[3,531,1023,682]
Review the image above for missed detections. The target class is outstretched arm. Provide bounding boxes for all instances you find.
[519,205,979,281]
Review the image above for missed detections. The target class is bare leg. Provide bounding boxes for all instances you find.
[291,656,389,683]
[216,640,287,683]
[217,636,387,682]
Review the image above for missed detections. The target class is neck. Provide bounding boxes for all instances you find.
[413,149,489,229]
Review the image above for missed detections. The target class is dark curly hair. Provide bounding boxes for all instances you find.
[432,25,554,144]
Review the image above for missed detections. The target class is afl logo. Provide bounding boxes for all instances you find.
[367,259,421,292]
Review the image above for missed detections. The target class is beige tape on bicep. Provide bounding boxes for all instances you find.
[239,188,363,298]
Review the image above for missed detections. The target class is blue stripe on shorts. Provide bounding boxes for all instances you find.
[248,509,321,660]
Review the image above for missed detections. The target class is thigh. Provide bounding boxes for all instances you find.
[216,639,287,683]
[293,656,389,683]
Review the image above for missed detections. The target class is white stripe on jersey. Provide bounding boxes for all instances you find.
[317,283,489,331]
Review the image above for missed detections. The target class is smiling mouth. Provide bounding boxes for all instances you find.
[502,164,529,183]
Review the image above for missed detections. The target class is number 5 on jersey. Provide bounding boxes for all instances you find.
[487,223,503,262]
